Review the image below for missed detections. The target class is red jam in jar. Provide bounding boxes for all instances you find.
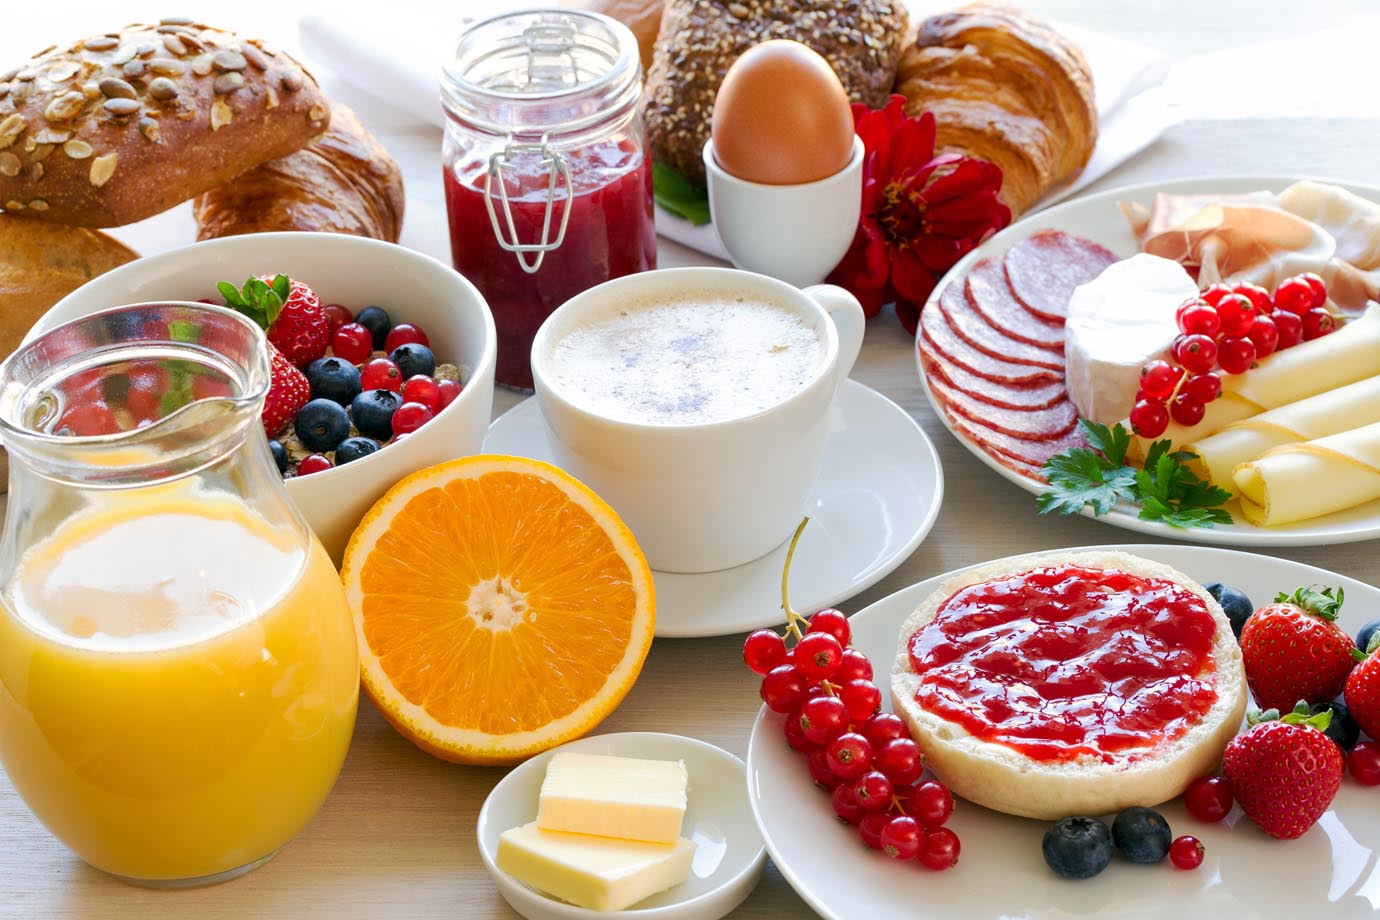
[906,564,1220,763]
[442,10,656,389]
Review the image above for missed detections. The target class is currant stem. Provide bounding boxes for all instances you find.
[781,516,811,641]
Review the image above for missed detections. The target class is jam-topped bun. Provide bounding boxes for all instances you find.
[890,551,1246,819]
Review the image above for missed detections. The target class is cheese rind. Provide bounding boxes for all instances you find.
[496,822,695,912]
[538,752,688,844]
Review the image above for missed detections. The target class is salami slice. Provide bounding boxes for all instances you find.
[937,279,1064,371]
[927,372,1078,441]
[945,409,1088,481]
[919,336,1067,410]
[965,259,1066,350]
[1003,230,1119,323]
[919,296,1062,387]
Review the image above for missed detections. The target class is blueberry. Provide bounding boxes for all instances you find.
[1043,816,1114,879]
[355,306,392,349]
[350,388,401,441]
[1358,618,1380,654]
[1311,699,1361,751]
[390,343,435,380]
[1205,582,1255,639]
[335,436,380,465]
[295,399,351,452]
[268,438,288,474]
[305,356,362,406]
[1111,806,1172,864]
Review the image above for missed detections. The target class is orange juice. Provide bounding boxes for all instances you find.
[0,490,359,884]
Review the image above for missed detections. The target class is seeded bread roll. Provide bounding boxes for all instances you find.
[643,0,910,186]
[0,19,329,227]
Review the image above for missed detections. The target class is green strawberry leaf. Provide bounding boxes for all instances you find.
[269,273,291,305]
[218,276,283,331]
[1272,584,1344,621]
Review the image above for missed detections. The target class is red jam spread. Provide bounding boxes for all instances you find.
[907,564,1219,763]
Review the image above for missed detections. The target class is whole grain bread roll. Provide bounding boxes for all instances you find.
[643,0,910,186]
[0,19,329,227]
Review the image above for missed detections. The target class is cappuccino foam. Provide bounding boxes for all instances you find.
[547,293,826,425]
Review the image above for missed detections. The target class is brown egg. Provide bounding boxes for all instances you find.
[711,40,855,186]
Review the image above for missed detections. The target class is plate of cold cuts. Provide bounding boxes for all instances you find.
[914,175,1380,546]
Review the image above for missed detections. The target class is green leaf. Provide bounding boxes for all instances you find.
[1037,447,1137,517]
[218,276,283,330]
[167,320,199,343]
[216,281,242,305]
[652,162,711,226]
[1273,585,1344,621]
[1080,419,1131,466]
[269,274,291,304]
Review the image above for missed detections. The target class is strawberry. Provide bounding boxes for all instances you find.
[1222,703,1343,840]
[262,341,310,437]
[219,274,329,368]
[1344,634,1380,740]
[1239,585,1357,712]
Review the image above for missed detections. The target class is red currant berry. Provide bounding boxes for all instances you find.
[384,323,431,354]
[1169,392,1206,427]
[1177,334,1219,374]
[1129,399,1169,438]
[807,748,841,789]
[834,648,873,683]
[853,770,893,812]
[1184,372,1222,405]
[1350,740,1380,786]
[1139,360,1184,401]
[1199,284,1235,307]
[1272,276,1315,315]
[1271,308,1304,349]
[401,375,443,413]
[793,632,844,683]
[361,358,403,392]
[392,401,435,437]
[861,712,908,748]
[297,454,333,476]
[1217,336,1257,375]
[759,665,806,713]
[880,815,923,860]
[799,695,849,745]
[1177,302,1221,338]
[1216,294,1256,337]
[1183,775,1233,822]
[875,738,924,786]
[1246,313,1279,358]
[825,732,874,780]
[839,679,882,723]
[1170,333,1189,365]
[1169,835,1204,870]
[323,304,353,334]
[1230,282,1272,314]
[743,629,786,674]
[332,323,374,365]
[1300,271,1328,308]
[806,608,851,646]
[918,827,961,870]
[859,811,890,850]
[906,780,955,830]
[831,782,864,825]
[783,708,815,753]
[436,378,463,409]
[1302,307,1336,341]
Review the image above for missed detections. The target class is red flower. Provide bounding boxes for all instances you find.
[827,95,1011,335]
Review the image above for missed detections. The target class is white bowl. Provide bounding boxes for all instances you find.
[29,232,496,562]
[477,732,766,920]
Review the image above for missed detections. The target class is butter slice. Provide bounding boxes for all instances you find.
[538,753,688,844]
[497,822,695,912]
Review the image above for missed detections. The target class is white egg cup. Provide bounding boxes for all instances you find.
[703,135,863,288]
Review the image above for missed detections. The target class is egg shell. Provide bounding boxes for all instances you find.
[710,40,855,186]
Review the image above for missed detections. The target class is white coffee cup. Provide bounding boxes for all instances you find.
[531,267,865,573]
[703,135,864,288]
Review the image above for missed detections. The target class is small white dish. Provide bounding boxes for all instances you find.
[484,379,944,637]
[747,543,1380,920]
[477,732,766,920]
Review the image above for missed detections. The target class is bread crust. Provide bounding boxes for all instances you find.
[0,20,329,227]
[890,550,1247,820]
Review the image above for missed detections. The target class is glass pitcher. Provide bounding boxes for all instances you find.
[0,303,359,887]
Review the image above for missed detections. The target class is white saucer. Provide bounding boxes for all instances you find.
[476,732,766,920]
[483,379,944,638]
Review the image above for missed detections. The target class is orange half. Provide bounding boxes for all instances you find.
[340,455,655,765]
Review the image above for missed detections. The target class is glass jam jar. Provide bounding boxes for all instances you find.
[442,10,657,389]
[0,304,359,886]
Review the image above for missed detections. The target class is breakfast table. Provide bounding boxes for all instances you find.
[3,0,1380,917]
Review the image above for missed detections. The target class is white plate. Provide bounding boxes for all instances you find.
[747,543,1380,920]
[915,175,1380,546]
[477,732,766,920]
[484,379,944,638]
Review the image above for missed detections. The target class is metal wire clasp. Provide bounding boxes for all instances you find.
[483,135,573,274]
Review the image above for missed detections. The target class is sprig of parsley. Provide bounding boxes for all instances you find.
[652,162,711,226]
[1036,420,1233,528]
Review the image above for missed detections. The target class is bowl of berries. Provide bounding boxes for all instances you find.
[33,231,497,561]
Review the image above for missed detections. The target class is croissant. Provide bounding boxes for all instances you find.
[193,102,403,242]
[895,3,1097,216]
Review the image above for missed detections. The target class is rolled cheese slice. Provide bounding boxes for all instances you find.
[1234,421,1380,526]
[1184,375,1380,491]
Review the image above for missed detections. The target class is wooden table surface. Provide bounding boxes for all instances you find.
[4,1,1380,917]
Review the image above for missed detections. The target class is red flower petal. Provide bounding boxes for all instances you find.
[895,298,921,337]
[891,248,938,303]
[890,112,937,170]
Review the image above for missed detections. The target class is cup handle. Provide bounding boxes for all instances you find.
[803,284,866,387]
